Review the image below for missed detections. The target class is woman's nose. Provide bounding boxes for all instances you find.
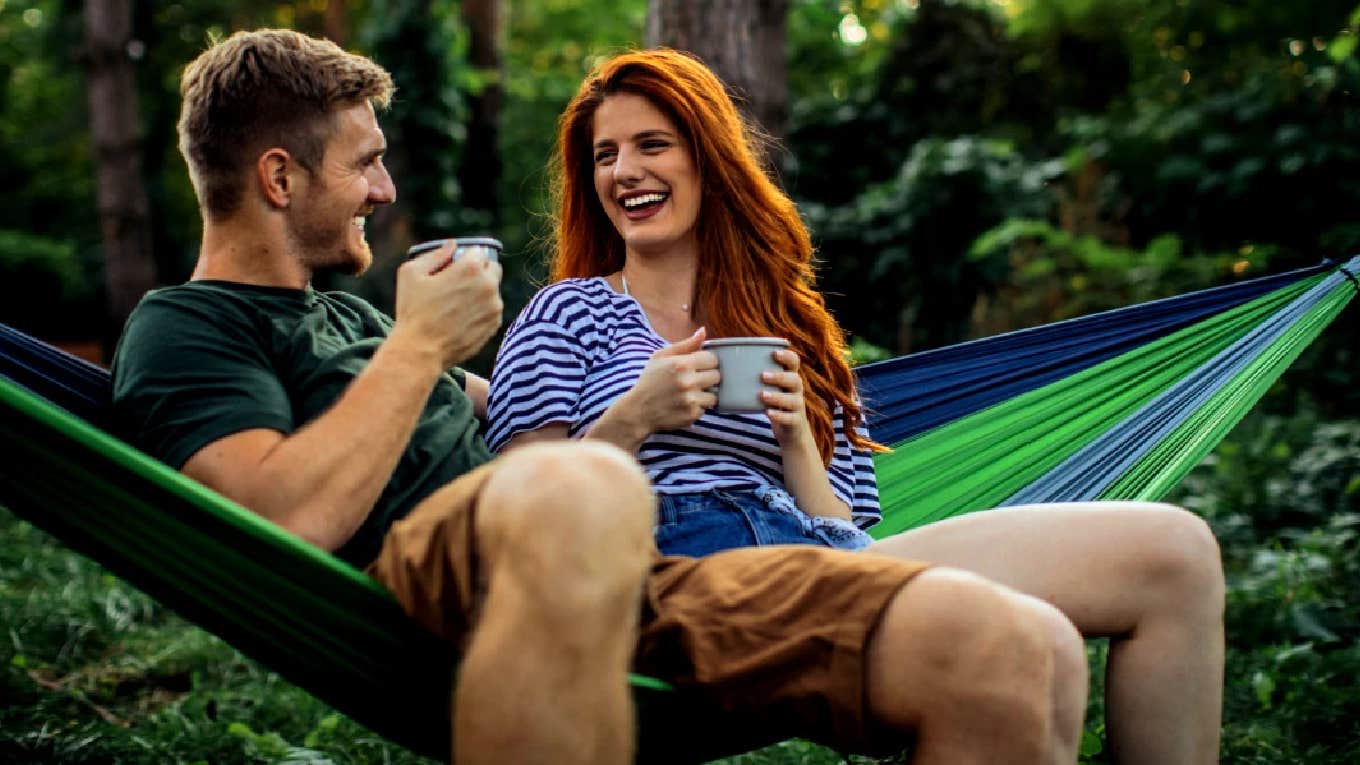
[613,149,643,184]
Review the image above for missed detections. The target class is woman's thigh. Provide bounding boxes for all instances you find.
[866,501,1220,636]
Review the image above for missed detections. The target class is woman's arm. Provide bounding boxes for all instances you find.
[761,348,852,521]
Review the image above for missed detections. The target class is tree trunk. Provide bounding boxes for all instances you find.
[646,0,789,139]
[84,0,156,339]
[458,0,503,226]
[324,0,347,46]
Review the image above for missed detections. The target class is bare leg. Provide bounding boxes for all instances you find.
[869,502,1225,764]
[455,442,655,765]
[865,567,1087,764]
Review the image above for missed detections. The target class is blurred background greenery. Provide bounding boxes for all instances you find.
[1,0,1358,762]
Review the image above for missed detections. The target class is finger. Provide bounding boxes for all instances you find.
[656,326,707,357]
[761,370,802,392]
[402,240,456,275]
[454,246,490,270]
[693,368,722,390]
[773,348,800,371]
[760,390,803,411]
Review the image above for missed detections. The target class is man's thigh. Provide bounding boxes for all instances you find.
[636,546,929,754]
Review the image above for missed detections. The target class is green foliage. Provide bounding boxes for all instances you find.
[967,218,1264,330]
[0,1,98,249]
[0,506,434,764]
[0,229,100,338]
[805,135,1061,353]
[1171,412,1360,763]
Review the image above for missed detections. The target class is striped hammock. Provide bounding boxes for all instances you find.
[0,255,1355,760]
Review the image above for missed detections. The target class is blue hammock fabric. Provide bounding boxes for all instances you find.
[855,261,1333,444]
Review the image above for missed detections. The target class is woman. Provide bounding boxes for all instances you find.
[488,49,1224,763]
[487,51,879,557]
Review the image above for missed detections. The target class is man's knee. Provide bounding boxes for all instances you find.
[475,441,655,608]
[483,440,654,540]
[867,568,1062,734]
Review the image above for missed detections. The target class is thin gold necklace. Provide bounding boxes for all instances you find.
[621,274,689,312]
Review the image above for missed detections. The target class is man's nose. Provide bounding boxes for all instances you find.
[369,163,397,205]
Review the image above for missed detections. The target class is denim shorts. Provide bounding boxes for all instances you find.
[653,484,875,557]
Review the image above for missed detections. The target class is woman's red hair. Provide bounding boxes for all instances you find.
[549,48,883,463]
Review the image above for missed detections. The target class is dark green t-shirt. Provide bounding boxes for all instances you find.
[110,281,494,567]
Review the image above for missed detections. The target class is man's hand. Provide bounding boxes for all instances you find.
[392,243,503,370]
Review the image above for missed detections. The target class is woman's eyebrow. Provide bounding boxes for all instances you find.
[633,129,673,141]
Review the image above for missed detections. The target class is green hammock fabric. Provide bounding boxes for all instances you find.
[0,375,752,764]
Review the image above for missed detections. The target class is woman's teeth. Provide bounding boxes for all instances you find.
[623,193,666,209]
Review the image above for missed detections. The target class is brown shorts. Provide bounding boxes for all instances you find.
[366,463,928,754]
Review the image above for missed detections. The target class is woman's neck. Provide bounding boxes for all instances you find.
[613,246,701,342]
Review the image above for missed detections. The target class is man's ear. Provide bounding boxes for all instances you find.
[257,148,298,209]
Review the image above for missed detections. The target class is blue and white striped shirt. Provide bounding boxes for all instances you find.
[486,277,881,528]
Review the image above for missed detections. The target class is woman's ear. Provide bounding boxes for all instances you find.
[256,148,295,209]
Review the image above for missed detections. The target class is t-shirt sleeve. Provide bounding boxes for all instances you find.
[484,315,590,452]
[826,405,882,529]
[111,294,294,469]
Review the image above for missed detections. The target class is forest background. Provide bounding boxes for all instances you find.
[1,0,1358,763]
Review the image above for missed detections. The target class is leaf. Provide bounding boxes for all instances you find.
[1079,727,1104,756]
[1252,670,1276,710]
[1329,32,1357,63]
[226,722,255,740]
[1290,603,1341,642]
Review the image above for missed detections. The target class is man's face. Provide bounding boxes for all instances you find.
[290,101,395,276]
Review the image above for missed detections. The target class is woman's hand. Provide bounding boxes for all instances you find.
[761,348,815,452]
[626,328,720,430]
[587,328,719,451]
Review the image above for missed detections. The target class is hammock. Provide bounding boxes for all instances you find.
[863,256,1359,536]
[1,255,1356,760]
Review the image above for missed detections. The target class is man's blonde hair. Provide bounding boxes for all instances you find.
[177,29,395,218]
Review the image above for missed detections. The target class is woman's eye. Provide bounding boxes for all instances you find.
[594,150,616,164]
[641,140,668,151]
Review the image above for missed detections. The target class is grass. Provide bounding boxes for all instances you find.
[2,412,1357,763]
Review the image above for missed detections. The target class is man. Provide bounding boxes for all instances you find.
[112,29,1088,764]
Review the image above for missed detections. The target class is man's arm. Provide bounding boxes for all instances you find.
[183,246,502,552]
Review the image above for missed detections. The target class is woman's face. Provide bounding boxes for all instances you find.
[590,93,700,258]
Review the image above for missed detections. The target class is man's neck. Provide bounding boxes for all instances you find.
[192,216,310,289]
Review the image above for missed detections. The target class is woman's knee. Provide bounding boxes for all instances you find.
[1135,505,1225,612]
